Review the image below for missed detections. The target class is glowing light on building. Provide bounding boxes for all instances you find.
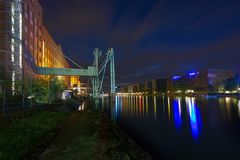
[12,71,15,95]
[11,39,15,62]
[185,90,195,93]
[225,91,231,94]
[11,3,15,63]
[188,72,199,76]
[42,41,45,67]
[173,76,181,80]
[176,90,182,93]
[19,4,23,68]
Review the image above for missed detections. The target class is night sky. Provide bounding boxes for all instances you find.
[39,0,240,85]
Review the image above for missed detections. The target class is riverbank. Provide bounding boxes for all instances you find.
[36,110,153,160]
[0,101,152,160]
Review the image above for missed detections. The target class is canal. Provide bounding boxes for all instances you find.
[100,95,240,160]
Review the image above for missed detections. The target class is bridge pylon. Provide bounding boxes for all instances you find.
[91,48,116,98]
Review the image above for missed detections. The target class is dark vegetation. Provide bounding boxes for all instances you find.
[0,107,70,160]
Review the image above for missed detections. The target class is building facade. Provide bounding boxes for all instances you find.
[152,78,172,94]
[0,0,71,95]
[171,69,234,94]
[121,69,235,95]
[0,0,23,94]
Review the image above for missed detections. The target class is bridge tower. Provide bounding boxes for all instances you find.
[92,48,116,98]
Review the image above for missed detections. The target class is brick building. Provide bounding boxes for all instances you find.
[0,0,74,95]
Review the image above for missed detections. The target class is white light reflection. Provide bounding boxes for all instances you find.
[154,96,157,119]
[146,96,149,116]
[78,102,85,111]
[238,100,240,118]
[167,97,171,119]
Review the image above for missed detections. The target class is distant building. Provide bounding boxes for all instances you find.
[137,83,145,92]
[152,78,172,94]
[144,81,152,94]
[224,74,240,92]
[195,69,234,93]
[172,76,186,93]
[120,68,235,95]
[172,69,234,94]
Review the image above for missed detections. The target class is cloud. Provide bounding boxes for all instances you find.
[39,0,240,84]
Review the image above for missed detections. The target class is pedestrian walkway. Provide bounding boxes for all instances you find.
[38,110,152,160]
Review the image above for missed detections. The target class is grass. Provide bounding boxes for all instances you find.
[0,110,69,160]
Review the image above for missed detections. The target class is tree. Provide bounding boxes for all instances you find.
[32,79,49,102]
[49,78,65,102]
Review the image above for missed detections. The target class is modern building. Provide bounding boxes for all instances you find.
[144,80,152,94]
[152,78,172,94]
[195,69,234,94]
[122,68,235,95]
[0,0,23,94]
[171,69,234,94]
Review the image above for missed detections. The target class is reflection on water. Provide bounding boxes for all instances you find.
[103,96,240,140]
[173,97,182,129]
[238,100,240,118]
[185,97,201,139]
[154,96,157,119]
[101,95,240,159]
[78,102,85,111]
[225,97,232,120]
[167,97,171,119]
[103,95,203,140]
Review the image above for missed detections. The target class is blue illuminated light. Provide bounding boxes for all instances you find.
[188,72,199,76]
[173,76,181,80]
[173,98,182,129]
[186,97,202,140]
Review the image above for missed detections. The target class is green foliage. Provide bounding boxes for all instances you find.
[32,79,49,102]
[32,78,66,103]
[0,111,68,160]
[49,78,66,102]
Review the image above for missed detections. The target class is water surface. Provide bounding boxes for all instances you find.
[101,96,240,160]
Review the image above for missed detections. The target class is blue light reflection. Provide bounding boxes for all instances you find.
[186,97,202,140]
[173,97,182,129]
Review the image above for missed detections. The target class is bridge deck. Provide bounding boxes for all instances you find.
[36,66,98,77]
